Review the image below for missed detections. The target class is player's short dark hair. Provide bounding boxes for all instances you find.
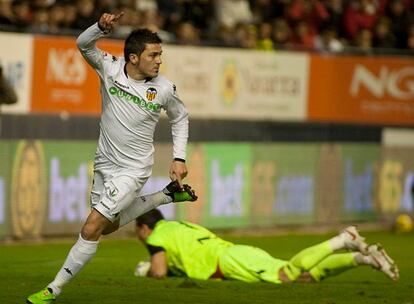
[124,29,162,62]
[136,208,164,229]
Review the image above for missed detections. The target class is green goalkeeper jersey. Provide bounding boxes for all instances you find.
[146,220,233,280]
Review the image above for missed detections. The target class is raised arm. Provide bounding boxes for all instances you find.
[76,12,124,71]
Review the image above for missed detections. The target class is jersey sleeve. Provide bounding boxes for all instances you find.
[76,22,110,78]
[146,244,165,256]
[164,84,189,160]
[147,225,168,248]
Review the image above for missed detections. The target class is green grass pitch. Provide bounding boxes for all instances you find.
[1,230,413,304]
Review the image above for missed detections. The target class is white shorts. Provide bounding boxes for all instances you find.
[90,163,149,222]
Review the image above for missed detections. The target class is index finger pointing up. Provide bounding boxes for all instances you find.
[113,12,124,22]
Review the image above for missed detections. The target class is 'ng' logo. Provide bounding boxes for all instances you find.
[350,65,414,100]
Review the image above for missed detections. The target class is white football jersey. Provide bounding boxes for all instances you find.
[77,23,188,176]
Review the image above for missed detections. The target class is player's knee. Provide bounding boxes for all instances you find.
[81,222,103,241]
[296,272,316,283]
[278,268,293,283]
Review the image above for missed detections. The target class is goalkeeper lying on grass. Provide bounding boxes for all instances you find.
[134,209,399,283]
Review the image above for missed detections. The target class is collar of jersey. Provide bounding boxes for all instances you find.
[123,64,153,83]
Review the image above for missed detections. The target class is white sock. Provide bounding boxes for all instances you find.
[328,233,346,251]
[119,191,172,227]
[48,234,98,296]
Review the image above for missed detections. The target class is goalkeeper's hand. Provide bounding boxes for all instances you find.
[134,261,151,277]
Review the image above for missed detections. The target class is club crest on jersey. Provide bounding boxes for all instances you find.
[146,87,157,101]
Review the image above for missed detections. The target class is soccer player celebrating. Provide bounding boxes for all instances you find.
[134,209,399,283]
[27,12,197,304]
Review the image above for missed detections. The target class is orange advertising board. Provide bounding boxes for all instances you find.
[31,36,123,114]
[308,55,414,126]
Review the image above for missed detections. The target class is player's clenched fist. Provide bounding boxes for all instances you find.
[98,12,124,33]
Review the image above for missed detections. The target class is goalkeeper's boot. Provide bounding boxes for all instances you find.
[164,180,198,202]
[367,243,399,281]
[340,226,369,254]
[26,287,56,304]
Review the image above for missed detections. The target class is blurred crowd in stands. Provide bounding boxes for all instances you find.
[0,0,413,54]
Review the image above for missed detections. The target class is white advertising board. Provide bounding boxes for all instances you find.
[0,32,33,114]
[162,45,309,121]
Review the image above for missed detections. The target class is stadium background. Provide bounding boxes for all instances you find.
[0,1,414,241]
